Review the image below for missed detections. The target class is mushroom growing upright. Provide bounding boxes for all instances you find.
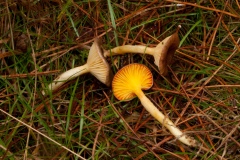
[42,38,113,95]
[112,63,197,147]
[104,25,181,76]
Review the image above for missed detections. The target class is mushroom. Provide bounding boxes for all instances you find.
[104,25,181,76]
[42,38,113,95]
[112,63,197,147]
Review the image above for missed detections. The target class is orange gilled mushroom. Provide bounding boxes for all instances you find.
[112,63,197,147]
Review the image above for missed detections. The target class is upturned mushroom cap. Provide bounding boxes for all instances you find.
[153,26,180,75]
[88,38,113,86]
[112,63,153,101]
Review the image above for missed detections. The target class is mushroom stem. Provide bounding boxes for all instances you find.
[46,64,89,93]
[104,45,155,57]
[136,90,197,147]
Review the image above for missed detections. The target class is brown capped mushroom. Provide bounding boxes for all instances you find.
[42,38,113,95]
[104,25,181,76]
[112,63,197,147]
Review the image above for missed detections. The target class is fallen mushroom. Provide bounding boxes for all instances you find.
[42,38,113,95]
[104,25,181,76]
[112,63,197,147]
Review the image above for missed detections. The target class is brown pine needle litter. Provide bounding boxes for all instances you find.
[1,1,240,159]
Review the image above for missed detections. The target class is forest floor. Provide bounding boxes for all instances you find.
[0,1,240,159]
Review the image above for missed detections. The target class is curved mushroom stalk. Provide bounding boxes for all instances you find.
[112,63,197,147]
[42,38,113,95]
[138,91,196,146]
[46,64,89,93]
[104,45,155,57]
[104,25,181,76]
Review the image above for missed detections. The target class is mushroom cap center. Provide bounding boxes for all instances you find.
[112,63,153,101]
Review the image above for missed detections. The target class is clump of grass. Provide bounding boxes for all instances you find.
[1,1,240,159]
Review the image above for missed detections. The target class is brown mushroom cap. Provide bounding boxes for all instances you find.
[154,26,180,75]
[112,63,153,101]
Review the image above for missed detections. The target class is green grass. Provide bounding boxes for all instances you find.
[1,0,240,159]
